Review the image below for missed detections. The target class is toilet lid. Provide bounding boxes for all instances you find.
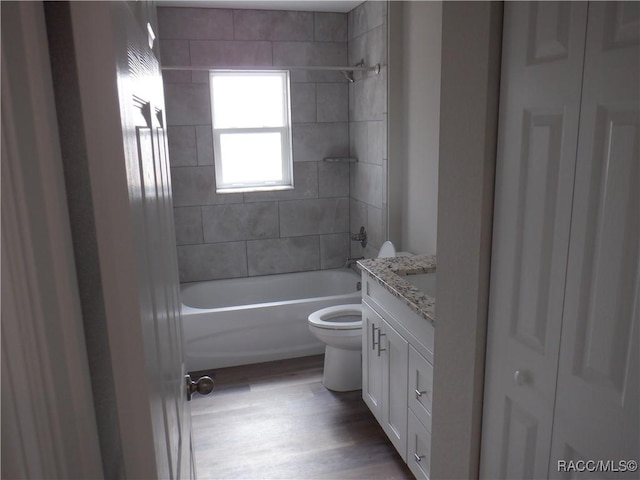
[378,240,396,258]
[308,304,363,329]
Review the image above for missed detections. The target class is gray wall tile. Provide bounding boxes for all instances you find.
[164,83,211,126]
[349,23,387,68]
[171,167,243,206]
[314,13,348,42]
[349,198,367,257]
[365,23,387,66]
[320,233,350,269]
[349,73,385,121]
[273,42,347,67]
[347,3,388,261]
[290,83,316,123]
[292,123,349,162]
[279,198,349,237]
[349,121,368,163]
[195,125,214,165]
[167,126,197,166]
[350,198,367,233]
[350,161,383,208]
[158,7,234,40]
[348,3,367,40]
[348,32,365,66]
[234,10,314,41]
[159,6,358,281]
[178,242,247,282]
[244,162,318,202]
[202,202,279,242]
[348,1,386,40]
[191,71,210,84]
[318,162,349,198]
[317,84,349,122]
[367,121,384,165]
[159,39,190,67]
[190,40,272,67]
[247,236,319,276]
[367,204,384,250]
[162,70,192,84]
[290,70,347,84]
[173,207,203,245]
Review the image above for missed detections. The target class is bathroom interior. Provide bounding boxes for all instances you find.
[158,0,639,479]
[4,0,637,479]
[160,0,442,477]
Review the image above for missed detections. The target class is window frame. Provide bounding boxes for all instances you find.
[209,69,294,193]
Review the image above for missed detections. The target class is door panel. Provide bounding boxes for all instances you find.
[62,2,193,477]
[480,3,588,478]
[381,319,408,461]
[362,302,384,422]
[549,3,639,476]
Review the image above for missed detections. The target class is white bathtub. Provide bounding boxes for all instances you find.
[181,269,362,371]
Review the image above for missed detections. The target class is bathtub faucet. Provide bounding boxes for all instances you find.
[343,256,365,268]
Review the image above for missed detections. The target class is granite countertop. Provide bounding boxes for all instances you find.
[357,254,437,324]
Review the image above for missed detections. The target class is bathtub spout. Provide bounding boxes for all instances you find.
[343,256,365,268]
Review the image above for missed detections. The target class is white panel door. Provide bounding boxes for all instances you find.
[67,2,193,478]
[481,3,588,478]
[549,3,639,477]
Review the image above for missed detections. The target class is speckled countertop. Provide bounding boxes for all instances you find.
[358,254,437,324]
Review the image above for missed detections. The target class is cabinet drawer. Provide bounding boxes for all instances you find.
[407,410,431,479]
[408,345,433,432]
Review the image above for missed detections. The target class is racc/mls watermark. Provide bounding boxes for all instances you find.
[557,460,638,473]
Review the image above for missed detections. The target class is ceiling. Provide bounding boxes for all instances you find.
[156,0,364,13]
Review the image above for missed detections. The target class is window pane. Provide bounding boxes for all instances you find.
[219,132,283,185]
[211,74,285,129]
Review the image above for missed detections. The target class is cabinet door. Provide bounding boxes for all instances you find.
[549,3,639,476]
[480,2,588,478]
[381,319,409,460]
[362,301,384,422]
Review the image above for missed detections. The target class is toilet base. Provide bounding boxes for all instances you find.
[322,346,362,392]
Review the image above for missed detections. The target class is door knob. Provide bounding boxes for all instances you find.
[513,370,528,386]
[185,374,214,401]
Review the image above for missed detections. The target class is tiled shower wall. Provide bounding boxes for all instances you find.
[158,8,353,282]
[348,2,388,259]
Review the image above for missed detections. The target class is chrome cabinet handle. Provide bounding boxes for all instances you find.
[377,329,386,357]
[372,324,378,350]
[415,388,428,398]
[414,453,424,462]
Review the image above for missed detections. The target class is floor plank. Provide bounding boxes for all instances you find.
[191,355,413,479]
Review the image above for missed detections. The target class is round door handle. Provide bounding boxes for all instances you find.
[513,370,528,386]
[185,374,214,401]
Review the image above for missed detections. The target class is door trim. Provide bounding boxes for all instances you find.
[1,2,102,477]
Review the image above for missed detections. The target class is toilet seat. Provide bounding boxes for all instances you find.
[308,304,362,330]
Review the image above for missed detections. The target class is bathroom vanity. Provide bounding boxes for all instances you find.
[358,255,436,480]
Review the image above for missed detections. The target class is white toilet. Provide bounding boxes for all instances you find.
[308,241,397,391]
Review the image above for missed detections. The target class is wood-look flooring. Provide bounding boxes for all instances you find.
[190,355,413,479]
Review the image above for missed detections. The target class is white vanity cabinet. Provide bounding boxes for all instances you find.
[362,302,409,458]
[361,273,435,478]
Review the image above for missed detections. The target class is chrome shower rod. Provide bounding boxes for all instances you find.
[161,63,381,74]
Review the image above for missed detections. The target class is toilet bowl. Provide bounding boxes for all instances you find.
[308,241,398,392]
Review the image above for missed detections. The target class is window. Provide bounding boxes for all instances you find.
[209,70,293,193]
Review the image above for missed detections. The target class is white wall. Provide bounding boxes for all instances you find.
[388,1,441,255]
[431,2,503,479]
